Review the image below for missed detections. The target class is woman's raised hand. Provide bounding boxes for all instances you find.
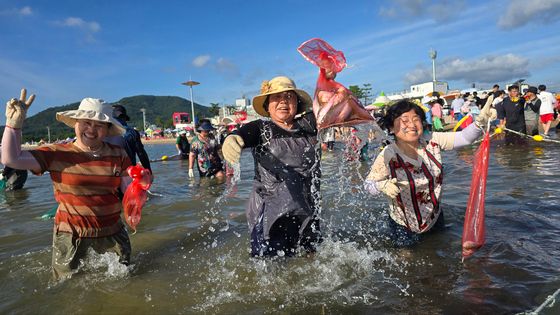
[6,88,35,129]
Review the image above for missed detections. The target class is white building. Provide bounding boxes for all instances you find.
[386,81,449,101]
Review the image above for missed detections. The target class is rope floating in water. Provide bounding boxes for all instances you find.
[501,127,560,144]
[531,287,560,314]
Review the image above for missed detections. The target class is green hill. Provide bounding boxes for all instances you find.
[1,95,211,142]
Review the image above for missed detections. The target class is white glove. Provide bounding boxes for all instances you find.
[177,149,182,155]
[377,178,409,199]
[5,89,35,129]
[475,110,491,129]
[222,135,245,164]
[188,169,194,178]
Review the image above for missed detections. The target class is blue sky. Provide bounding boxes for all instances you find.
[1,0,560,122]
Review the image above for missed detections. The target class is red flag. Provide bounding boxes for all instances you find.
[123,165,151,232]
[462,132,490,259]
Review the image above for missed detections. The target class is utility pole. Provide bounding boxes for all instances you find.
[140,108,146,131]
[46,126,50,143]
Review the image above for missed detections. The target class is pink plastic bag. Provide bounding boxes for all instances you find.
[123,165,151,232]
[462,132,490,259]
[298,38,373,130]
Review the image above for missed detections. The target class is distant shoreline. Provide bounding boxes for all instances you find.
[141,137,176,145]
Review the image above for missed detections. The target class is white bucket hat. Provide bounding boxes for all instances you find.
[56,98,126,136]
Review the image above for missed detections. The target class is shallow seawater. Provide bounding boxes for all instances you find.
[1,133,559,314]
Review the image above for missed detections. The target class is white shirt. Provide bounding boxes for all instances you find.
[538,91,555,115]
[451,98,464,113]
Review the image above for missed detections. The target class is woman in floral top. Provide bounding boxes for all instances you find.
[188,121,224,178]
[364,100,489,246]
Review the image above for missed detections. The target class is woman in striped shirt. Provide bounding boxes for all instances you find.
[2,90,138,280]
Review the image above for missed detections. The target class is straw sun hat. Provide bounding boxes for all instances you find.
[56,98,126,136]
[252,76,312,117]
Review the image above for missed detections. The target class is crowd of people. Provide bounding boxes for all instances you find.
[1,77,557,279]
[448,84,559,142]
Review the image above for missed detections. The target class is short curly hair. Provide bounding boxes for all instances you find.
[380,99,426,131]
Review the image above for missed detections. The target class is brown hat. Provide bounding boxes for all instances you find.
[252,76,312,117]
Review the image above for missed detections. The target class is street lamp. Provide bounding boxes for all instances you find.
[429,48,437,92]
[140,108,146,131]
[181,80,200,128]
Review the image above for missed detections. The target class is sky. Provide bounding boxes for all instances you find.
[1,0,560,122]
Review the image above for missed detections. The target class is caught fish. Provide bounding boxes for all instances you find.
[298,38,374,130]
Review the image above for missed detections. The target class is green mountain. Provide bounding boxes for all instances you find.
[1,95,211,142]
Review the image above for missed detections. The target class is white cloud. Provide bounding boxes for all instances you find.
[192,55,211,67]
[19,6,32,16]
[404,54,530,85]
[0,6,33,16]
[215,57,240,78]
[379,0,466,22]
[57,17,101,33]
[498,0,560,29]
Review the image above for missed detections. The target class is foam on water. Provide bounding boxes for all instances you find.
[81,249,131,279]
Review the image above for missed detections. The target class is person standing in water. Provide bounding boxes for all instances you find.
[364,100,490,246]
[524,86,541,136]
[107,104,152,172]
[0,166,28,191]
[537,84,556,137]
[1,91,141,280]
[176,130,190,159]
[188,121,224,178]
[222,76,322,257]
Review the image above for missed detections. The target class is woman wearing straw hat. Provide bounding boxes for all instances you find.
[222,76,322,257]
[1,89,139,280]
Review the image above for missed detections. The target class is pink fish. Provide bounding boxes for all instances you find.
[298,38,374,130]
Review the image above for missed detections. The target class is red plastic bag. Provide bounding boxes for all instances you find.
[297,38,373,130]
[123,165,152,232]
[462,132,490,259]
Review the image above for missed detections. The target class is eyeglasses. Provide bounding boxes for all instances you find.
[398,117,422,126]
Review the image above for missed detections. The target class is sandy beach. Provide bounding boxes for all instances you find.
[141,137,177,145]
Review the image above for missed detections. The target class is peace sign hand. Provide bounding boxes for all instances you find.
[6,88,35,129]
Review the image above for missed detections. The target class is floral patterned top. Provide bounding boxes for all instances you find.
[366,132,458,233]
[190,135,223,176]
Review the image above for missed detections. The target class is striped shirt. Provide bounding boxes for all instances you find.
[30,142,131,238]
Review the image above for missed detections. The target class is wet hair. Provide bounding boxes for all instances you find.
[538,84,546,91]
[380,99,426,131]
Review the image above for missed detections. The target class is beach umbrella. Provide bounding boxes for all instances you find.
[370,91,390,108]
